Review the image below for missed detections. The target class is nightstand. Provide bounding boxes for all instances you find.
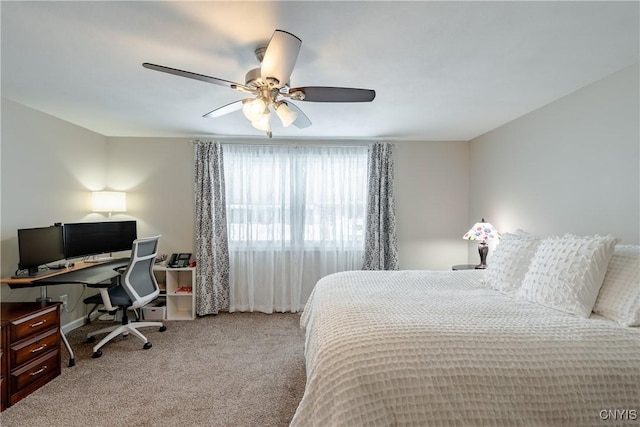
[452,264,477,271]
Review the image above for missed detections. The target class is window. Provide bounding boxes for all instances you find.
[224,144,368,249]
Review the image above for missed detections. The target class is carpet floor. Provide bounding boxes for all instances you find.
[0,312,306,427]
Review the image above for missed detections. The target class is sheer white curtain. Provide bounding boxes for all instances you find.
[224,144,368,313]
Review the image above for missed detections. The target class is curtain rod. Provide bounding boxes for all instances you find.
[189,140,375,148]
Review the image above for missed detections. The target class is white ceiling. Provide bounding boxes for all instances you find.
[1,1,638,140]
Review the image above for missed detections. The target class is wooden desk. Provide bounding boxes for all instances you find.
[2,261,116,289]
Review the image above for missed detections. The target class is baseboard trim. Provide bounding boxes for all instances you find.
[61,309,129,333]
[61,316,88,334]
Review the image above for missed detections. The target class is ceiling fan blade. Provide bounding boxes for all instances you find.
[282,101,312,128]
[203,100,244,118]
[289,86,376,102]
[142,63,251,91]
[260,30,301,89]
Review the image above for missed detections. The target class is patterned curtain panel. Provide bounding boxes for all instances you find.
[194,141,230,315]
[362,142,399,270]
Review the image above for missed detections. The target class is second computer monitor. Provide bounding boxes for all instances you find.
[63,220,137,259]
[17,225,66,275]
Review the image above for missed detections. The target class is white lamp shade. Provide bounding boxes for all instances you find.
[242,98,267,122]
[92,191,126,213]
[275,102,298,127]
[251,113,271,132]
[463,220,499,242]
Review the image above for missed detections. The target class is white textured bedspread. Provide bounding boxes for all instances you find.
[290,270,640,427]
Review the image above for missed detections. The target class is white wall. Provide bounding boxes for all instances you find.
[469,64,640,252]
[0,98,108,325]
[105,137,195,256]
[394,140,470,269]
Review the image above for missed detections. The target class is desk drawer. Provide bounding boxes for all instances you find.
[8,306,59,342]
[10,328,58,367]
[9,349,60,405]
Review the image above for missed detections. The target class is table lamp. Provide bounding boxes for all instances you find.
[92,191,127,217]
[463,218,500,269]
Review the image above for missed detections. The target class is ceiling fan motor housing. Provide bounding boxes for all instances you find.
[245,68,262,88]
[245,67,282,90]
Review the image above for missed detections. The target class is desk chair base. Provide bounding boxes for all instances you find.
[86,320,167,358]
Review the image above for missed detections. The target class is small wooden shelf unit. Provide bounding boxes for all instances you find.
[153,266,196,320]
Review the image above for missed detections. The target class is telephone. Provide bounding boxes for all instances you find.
[168,253,191,268]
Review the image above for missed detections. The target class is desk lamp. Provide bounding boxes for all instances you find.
[92,191,127,218]
[463,219,500,269]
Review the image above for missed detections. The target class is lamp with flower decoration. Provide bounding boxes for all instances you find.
[463,218,500,269]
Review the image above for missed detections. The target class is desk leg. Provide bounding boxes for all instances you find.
[60,329,75,367]
[36,285,53,303]
[55,294,76,367]
[35,286,75,367]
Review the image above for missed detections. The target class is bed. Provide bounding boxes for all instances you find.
[290,234,640,426]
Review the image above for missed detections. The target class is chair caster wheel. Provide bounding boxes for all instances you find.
[86,336,96,343]
[92,350,102,358]
[143,342,152,350]
[159,326,167,332]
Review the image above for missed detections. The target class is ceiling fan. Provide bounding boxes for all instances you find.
[143,29,375,138]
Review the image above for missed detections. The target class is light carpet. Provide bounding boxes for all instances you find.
[0,312,306,427]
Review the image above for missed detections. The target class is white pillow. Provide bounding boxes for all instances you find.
[592,245,639,326]
[517,234,619,318]
[485,230,540,294]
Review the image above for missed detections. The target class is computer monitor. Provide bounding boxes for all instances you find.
[63,221,137,259]
[16,225,66,276]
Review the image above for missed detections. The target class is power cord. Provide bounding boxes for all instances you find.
[60,285,89,313]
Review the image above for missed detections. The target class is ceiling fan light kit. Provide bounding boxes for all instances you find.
[275,102,298,127]
[251,113,271,133]
[143,29,375,137]
[242,98,267,122]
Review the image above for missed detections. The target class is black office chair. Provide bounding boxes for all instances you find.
[83,235,167,358]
